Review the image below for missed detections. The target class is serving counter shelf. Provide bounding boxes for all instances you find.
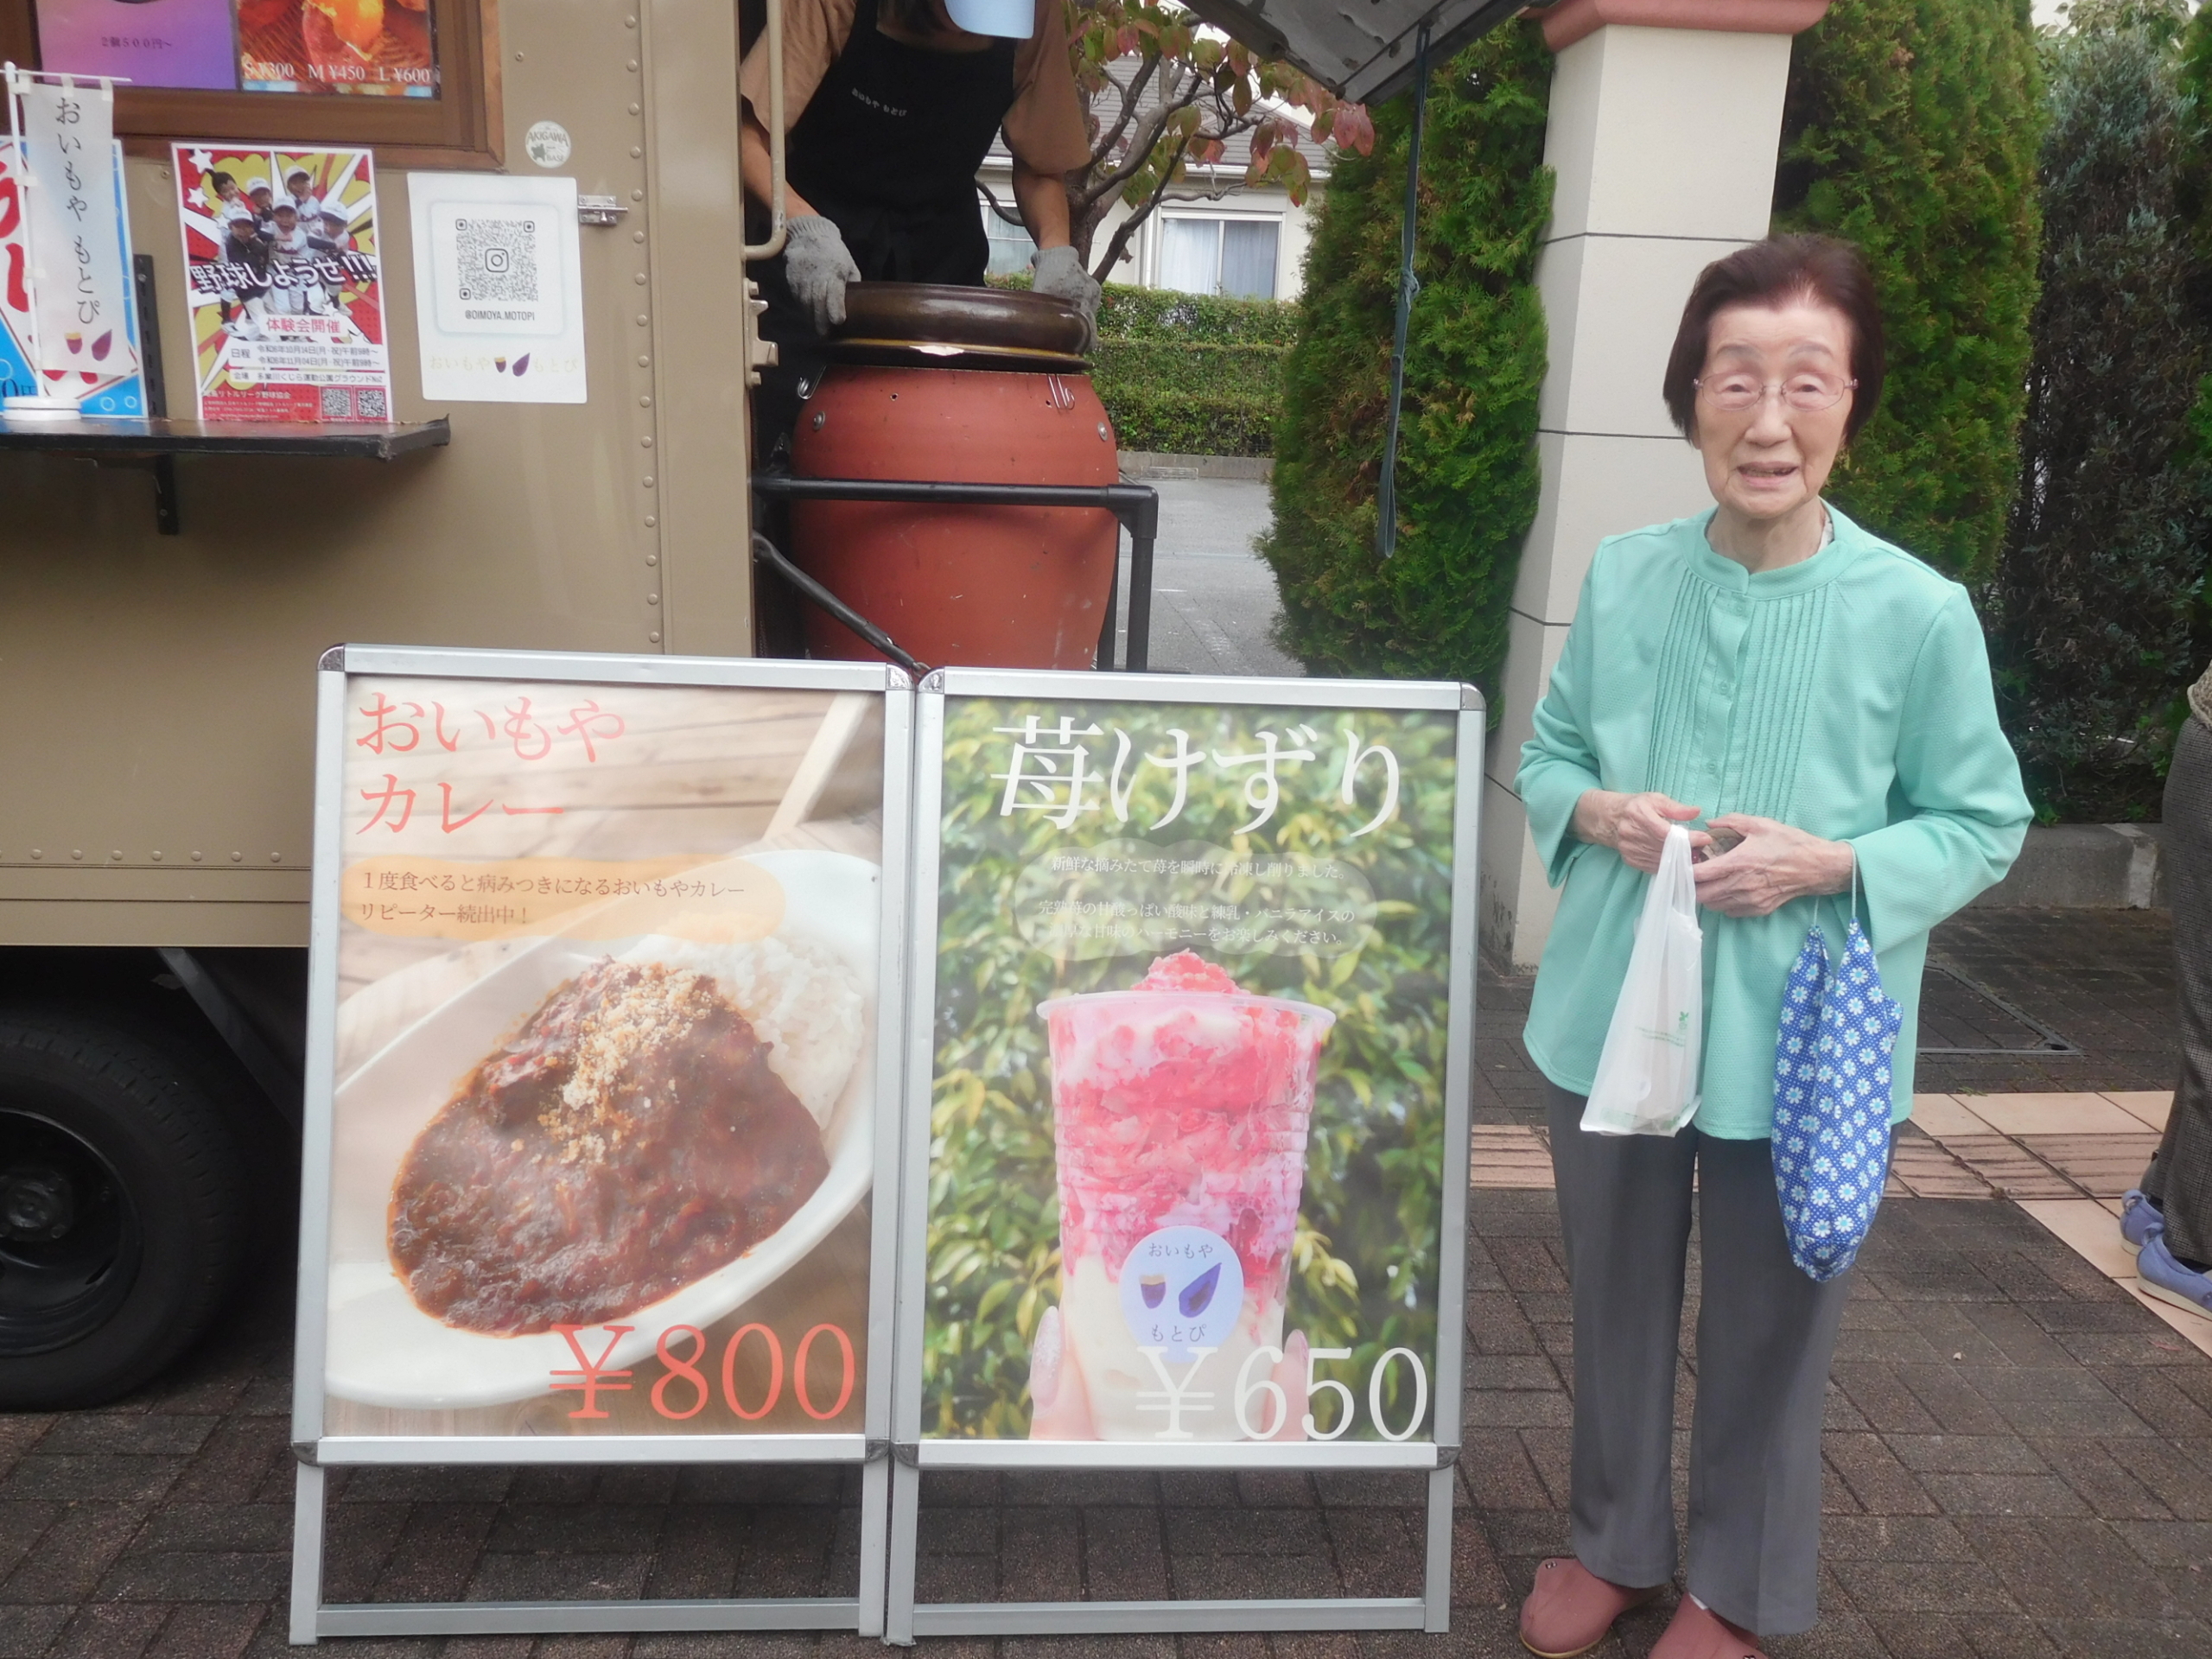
[0,414,451,535]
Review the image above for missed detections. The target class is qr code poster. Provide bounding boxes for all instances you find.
[408,173,586,404]
[172,143,392,423]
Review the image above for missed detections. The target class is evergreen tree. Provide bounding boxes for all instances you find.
[1993,0,2212,819]
[1258,23,1552,689]
[1776,0,2044,582]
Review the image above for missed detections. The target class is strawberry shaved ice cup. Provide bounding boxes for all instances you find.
[1039,950,1335,1440]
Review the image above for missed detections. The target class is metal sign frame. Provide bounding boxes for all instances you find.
[885,667,1483,1642]
[289,645,914,1644]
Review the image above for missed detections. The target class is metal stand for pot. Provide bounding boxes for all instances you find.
[751,474,1160,673]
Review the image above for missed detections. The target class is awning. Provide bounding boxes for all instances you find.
[1177,0,1532,104]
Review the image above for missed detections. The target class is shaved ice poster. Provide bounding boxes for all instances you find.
[916,690,1469,1445]
[315,667,895,1440]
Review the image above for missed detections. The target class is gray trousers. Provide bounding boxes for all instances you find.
[2141,715,2212,1264]
[1546,1082,1853,1636]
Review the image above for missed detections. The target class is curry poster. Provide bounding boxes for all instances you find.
[174,143,390,422]
[319,671,890,1438]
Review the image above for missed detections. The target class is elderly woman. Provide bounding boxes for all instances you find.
[1513,234,2030,1659]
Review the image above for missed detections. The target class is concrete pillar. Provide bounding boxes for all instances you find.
[1479,0,1830,969]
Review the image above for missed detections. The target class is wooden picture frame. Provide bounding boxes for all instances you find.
[0,0,502,169]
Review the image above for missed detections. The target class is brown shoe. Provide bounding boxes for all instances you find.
[1518,1557,1665,1658]
[1649,1594,1770,1659]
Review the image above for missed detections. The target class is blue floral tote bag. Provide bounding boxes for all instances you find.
[1771,880,1904,1281]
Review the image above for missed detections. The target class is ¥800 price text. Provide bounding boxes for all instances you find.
[550,1321,856,1422]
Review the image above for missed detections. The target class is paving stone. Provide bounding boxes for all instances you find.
[1827,1367,1943,1435]
[2099,1439,2212,1520]
[1822,1436,1938,1517]
[1455,1434,1548,1515]
[1827,1557,2021,1614]
[34,1417,219,1459]
[1,1498,152,1601]
[41,1600,169,1659]
[1883,1436,2045,1476]
[1911,1472,2090,1517]
[1816,1516,1974,1562]
[142,1603,269,1658]
[97,1548,290,1603]
[2028,1437,2171,1520]
[1,1455,181,1504]
[2027,1617,2210,1656]
[0,1605,70,1659]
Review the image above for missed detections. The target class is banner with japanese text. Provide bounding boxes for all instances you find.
[0,137,145,415]
[14,76,137,381]
[174,142,389,422]
[321,670,891,1439]
[917,690,1465,1446]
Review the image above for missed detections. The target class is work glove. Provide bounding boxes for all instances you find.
[1031,245,1102,353]
[784,213,861,334]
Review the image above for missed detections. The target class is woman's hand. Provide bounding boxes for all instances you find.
[1573,790,1709,874]
[1691,813,1855,918]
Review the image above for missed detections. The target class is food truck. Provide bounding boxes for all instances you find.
[0,0,1514,1413]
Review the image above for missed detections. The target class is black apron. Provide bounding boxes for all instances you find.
[750,0,1019,464]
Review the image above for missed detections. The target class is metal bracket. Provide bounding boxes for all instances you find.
[157,945,304,1128]
[577,194,628,226]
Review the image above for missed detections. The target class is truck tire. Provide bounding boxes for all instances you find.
[0,1009,249,1409]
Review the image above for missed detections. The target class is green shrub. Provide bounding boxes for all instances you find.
[1776,0,2044,583]
[1992,2,2212,820]
[1258,22,1554,690]
[1093,288,1295,457]
[992,275,1296,456]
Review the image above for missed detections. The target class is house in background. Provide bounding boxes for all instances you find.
[976,87,1329,302]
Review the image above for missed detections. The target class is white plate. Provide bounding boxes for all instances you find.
[322,849,880,1409]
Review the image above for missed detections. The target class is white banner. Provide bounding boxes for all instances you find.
[15,76,137,380]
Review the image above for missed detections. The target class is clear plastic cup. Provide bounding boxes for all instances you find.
[1038,976,1335,1440]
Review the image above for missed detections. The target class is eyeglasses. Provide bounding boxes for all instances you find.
[1693,371,1857,413]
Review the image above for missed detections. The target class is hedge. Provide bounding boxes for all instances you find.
[1992,3,2212,821]
[1257,21,1554,689]
[992,274,1296,455]
[1776,0,2044,583]
[1092,287,1295,456]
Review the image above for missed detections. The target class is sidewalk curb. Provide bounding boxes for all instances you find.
[1118,450,1274,481]
[1968,823,2169,909]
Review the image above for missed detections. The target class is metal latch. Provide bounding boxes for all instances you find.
[744,277,777,385]
[577,194,628,226]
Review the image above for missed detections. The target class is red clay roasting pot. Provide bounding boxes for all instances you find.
[789,282,1120,670]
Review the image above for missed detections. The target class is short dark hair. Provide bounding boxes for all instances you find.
[1662,233,1885,442]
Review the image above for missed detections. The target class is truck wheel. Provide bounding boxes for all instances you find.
[0,1010,249,1409]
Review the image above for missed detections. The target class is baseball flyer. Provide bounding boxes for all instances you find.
[173,143,391,422]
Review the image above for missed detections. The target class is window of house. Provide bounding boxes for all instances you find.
[980,195,1036,277]
[2,0,495,163]
[1157,214,1279,301]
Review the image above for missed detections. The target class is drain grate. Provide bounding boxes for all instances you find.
[1916,960,2080,1057]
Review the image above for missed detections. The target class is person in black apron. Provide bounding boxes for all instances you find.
[739,0,1098,469]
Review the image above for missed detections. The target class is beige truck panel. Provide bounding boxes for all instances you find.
[0,1,754,950]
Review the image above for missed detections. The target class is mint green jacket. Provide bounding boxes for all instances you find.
[1516,506,2031,1139]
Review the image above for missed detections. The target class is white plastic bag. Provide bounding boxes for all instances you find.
[1580,823,1704,1136]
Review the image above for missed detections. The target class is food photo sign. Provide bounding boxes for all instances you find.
[294,647,911,1477]
[893,670,1480,1471]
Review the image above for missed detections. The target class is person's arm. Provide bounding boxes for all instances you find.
[1010,158,1071,250]
[741,109,819,219]
[1840,586,2032,948]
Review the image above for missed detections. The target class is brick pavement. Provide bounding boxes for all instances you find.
[2,909,2206,1657]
